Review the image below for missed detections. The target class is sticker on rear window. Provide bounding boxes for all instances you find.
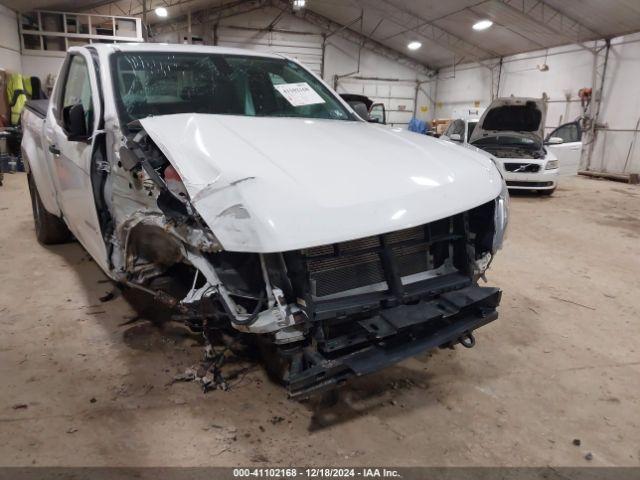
[273,82,325,107]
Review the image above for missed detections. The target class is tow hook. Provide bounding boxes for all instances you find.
[459,332,476,348]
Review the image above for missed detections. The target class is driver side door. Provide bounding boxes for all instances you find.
[46,51,109,271]
[546,122,582,176]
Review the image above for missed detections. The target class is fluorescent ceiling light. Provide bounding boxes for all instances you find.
[472,19,493,31]
[407,41,422,50]
[293,0,306,8]
[155,6,168,17]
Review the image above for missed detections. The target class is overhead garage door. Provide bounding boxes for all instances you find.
[216,26,323,75]
[336,77,416,127]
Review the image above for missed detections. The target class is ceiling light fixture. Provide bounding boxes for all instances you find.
[293,0,306,9]
[407,41,422,50]
[155,6,168,17]
[472,19,493,31]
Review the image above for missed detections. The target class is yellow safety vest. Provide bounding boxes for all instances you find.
[7,73,27,125]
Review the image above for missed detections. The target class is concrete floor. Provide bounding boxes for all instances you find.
[1,172,639,467]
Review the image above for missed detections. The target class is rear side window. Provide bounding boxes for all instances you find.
[60,55,94,133]
[444,119,464,139]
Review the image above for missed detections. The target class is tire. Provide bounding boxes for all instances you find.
[539,188,556,196]
[27,173,72,244]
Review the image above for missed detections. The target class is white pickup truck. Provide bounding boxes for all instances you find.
[22,43,508,398]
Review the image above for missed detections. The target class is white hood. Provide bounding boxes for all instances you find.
[140,114,503,253]
[469,97,547,145]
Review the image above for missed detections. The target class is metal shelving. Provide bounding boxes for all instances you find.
[19,10,143,55]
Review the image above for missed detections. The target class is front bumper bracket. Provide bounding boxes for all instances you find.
[287,285,501,398]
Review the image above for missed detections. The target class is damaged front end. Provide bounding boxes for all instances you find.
[265,196,506,398]
[107,123,508,399]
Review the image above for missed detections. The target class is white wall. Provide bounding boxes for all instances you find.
[433,64,492,120]
[21,53,65,84]
[0,4,21,72]
[435,43,595,132]
[326,35,434,124]
[436,38,640,175]
[588,32,640,174]
[499,44,595,132]
[0,5,65,84]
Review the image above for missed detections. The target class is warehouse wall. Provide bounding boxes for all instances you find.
[326,35,435,125]
[2,4,434,126]
[151,6,435,125]
[0,5,21,73]
[433,63,492,121]
[435,43,595,133]
[588,32,640,174]
[435,37,640,175]
[21,54,65,83]
[0,5,65,87]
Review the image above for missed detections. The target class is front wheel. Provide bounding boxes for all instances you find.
[27,173,71,244]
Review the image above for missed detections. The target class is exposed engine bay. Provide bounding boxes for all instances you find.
[91,125,506,398]
[478,146,545,159]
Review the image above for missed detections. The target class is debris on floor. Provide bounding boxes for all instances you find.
[99,291,116,303]
[12,403,28,410]
[170,332,256,393]
[573,438,581,446]
[585,452,594,461]
[172,347,231,393]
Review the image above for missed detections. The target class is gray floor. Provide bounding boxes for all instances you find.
[1,172,639,466]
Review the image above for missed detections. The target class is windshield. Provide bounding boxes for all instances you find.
[111,52,354,125]
[472,135,540,149]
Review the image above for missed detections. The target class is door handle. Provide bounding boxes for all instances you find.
[49,144,61,156]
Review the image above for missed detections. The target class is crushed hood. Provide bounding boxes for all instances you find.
[140,114,503,253]
[469,97,547,145]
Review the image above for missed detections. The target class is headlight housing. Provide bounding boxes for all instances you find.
[545,159,559,170]
[492,180,509,252]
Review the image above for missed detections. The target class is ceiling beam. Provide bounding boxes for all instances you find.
[123,0,252,18]
[498,0,604,48]
[150,0,266,32]
[351,0,500,70]
[271,0,434,74]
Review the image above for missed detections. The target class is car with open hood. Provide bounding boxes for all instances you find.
[21,44,508,398]
[445,97,563,195]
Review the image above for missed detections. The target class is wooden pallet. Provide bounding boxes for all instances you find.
[578,170,640,185]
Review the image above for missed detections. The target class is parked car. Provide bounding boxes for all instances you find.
[442,98,579,195]
[339,93,386,124]
[440,117,479,145]
[22,44,508,398]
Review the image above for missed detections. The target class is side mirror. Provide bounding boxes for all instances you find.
[449,133,462,142]
[369,103,386,125]
[63,103,89,141]
[546,136,564,145]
